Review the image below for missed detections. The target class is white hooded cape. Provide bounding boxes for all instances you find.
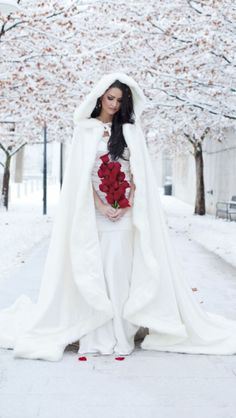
[1,72,236,361]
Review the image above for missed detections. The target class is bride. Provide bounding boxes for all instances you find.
[1,72,236,361]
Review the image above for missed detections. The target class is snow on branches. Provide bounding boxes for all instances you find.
[0,0,235,155]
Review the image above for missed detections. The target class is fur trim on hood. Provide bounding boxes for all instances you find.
[73,72,146,124]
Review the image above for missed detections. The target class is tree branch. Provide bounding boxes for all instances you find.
[200,126,210,142]
[184,132,195,145]
[186,0,202,14]
[0,142,9,155]
[146,18,192,44]
[210,50,232,65]
[152,87,236,120]
[11,142,26,157]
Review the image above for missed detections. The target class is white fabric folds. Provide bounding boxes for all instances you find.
[78,228,139,355]
[1,72,236,361]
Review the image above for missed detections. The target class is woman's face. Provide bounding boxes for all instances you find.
[100,87,123,117]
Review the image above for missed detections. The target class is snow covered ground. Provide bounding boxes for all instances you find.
[0,183,59,281]
[1,190,236,418]
[161,194,236,269]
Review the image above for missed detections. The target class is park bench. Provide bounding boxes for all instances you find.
[216,196,236,221]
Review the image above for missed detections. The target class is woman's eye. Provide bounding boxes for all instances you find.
[107,96,122,102]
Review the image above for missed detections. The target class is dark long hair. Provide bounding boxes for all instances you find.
[90,80,135,160]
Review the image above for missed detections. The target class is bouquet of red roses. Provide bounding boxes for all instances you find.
[97,153,131,209]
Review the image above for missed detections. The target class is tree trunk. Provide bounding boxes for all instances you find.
[1,155,11,210]
[194,142,205,215]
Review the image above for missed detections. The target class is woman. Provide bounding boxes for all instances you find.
[78,79,140,356]
[1,72,236,361]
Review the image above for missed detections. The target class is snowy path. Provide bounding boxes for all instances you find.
[1,215,236,417]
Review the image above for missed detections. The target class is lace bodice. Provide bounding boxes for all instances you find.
[91,122,132,205]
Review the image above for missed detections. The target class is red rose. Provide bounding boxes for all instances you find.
[99,184,109,193]
[112,165,120,174]
[101,163,108,171]
[100,153,109,163]
[106,194,114,204]
[108,162,115,170]
[123,181,130,189]
[113,190,121,201]
[117,172,125,182]
[114,162,121,169]
[78,356,87,361]
[118,197,130,208]
[118,184,126,194]
[97,168,104,178]
[110,175,117,184]
[118,193,125,201]
[108,177,114,183]
[113,181,119,190]
[103,168,110,176]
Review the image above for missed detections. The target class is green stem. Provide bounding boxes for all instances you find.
[112,201,119,209]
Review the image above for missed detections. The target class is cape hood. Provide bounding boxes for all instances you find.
[73,72,146,123]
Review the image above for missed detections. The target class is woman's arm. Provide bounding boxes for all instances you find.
[92,187,117,219]
[92,186,104,211]
[127,173,136,207]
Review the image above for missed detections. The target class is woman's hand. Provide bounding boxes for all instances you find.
[98,203,117,219]
[107,206,130,222]
[98,203,130,222]
[93,186,133,222]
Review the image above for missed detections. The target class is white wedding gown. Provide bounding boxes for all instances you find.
[78,122,139,355]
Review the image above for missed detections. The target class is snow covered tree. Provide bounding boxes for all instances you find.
[1,0,235,214]
[0,121,27,209]
[142,0,236,214]
[0,1,87,208]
